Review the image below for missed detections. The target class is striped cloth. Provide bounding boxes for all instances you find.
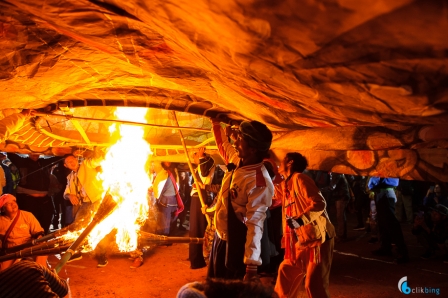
[0,259,68,298]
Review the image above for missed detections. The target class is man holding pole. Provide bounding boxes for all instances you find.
[0,194,46,271]
[206,118,274,281]
[189,147,223,269]
[63,151,110,267]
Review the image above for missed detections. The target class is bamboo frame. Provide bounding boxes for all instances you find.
[35,112,211,132]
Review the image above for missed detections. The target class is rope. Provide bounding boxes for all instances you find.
[16,157,65,180]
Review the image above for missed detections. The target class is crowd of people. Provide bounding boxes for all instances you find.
[0,110,447,297]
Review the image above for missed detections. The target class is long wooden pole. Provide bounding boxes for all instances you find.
[171,111,211,226]
[35,112,210,132]
[55,194,117,273]
[139,231,204,244]
[0,245,71,262]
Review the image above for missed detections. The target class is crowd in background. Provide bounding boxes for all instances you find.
[1,150,447,291]
[0,111,447,298]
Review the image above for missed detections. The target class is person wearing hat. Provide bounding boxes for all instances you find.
[206,118,274,281]
[412,204,448,262]
[0,194,47,271]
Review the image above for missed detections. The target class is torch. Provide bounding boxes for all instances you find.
[171,111,212,226]
[55,194,118,273]
[35,222,82,243]
[0,244,71,263]
[0,222,82,255]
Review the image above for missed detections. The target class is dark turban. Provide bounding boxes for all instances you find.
[239,121,272,152]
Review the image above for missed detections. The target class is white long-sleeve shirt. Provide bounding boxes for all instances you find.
[211,121,273,266]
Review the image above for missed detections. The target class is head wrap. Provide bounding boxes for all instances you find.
[0,194,16,209]
[239,121,272,152]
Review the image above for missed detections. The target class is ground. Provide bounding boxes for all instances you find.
[53,242,206,298]
[51,212,448,298]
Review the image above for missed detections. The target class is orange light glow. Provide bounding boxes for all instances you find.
[61,230,81,243]
[86,107,153,252]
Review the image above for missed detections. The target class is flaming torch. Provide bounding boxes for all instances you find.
[55,194,118,273]
[56,107,153,272]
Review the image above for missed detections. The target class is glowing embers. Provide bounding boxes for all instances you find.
[88,107,153,252]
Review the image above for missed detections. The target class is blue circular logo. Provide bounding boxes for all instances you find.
[398,276,411,295]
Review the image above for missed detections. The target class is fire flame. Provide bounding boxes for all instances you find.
[86,107,153,252]
[60,230,81,243]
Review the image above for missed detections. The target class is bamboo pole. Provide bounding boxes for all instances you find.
[171,111,212,226]
[139,231,203,244]
[0,242,72,262]
[35,222,82,244]
[0,238,66,259]
[140,237,203,244]
[35,112,210,132]
[0,223,81,258]
[55,194,118,273]
[0,239,39,256]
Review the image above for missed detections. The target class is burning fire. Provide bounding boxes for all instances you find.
[86,107,153,252]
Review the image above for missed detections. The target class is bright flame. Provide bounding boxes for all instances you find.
[61,230,81,243]
[87,107,152,252]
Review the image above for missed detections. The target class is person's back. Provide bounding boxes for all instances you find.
[177,278,277,298]
[369,177,409,264]
[0,259,68,298]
